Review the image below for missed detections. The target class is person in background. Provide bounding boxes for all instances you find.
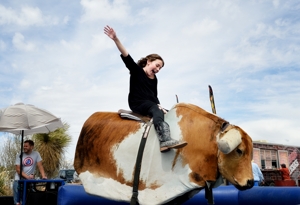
[279,164,291,180]
[13,140,47,205]
[252,160,264,186]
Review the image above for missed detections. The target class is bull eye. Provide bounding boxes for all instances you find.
[236,148,243,156]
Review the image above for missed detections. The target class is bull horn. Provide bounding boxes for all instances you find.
[217,128,242,154]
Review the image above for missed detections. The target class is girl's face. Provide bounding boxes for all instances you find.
[143,59,163,79]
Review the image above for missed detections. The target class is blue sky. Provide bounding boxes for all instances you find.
[0,0,300,160]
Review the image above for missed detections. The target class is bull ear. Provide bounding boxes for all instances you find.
[217,128,242,154]
[221,122,229,132]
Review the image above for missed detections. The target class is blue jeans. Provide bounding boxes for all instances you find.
[254,181,260,186]
[13,180,21,205]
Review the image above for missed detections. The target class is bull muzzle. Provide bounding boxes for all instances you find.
[234,179,254,190]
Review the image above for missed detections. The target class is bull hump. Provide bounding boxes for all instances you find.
[175,103,227,124]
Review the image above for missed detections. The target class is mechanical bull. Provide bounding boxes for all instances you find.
[74,103,254,205]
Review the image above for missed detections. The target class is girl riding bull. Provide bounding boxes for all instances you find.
[104,25,187,152]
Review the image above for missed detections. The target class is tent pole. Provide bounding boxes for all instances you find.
[18,130,24,204]
[19,130,24,179]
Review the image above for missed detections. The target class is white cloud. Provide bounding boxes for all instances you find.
[209,0,241,18]
[63,16,70,24]
[60,40,81,51]
[272,0,280,8]
[240,118,299,146]
[0,39,6,51]
[12,32,35,51]
[80,0,130,22]
[182,18,221,37]
[19,6,44,26]
[19,79,31,90]
[222,17,300,70]
[0,4,58,26]
[41,86,52,91]
[89,33,114,53]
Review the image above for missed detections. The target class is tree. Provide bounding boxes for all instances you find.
[33,122,72,179]
[0,134,26,196]
[0,166,13,196]
[0,134,25,179]
[60,155,74,170]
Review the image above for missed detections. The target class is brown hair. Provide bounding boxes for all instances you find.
[281,164,286,168]
[24,139,34,146]
[137,54,164,68]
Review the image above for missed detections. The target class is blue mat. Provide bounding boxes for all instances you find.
[57,184,300,205]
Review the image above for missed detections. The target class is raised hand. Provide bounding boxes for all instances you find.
[104,25,128,56]
[104,25,117,40]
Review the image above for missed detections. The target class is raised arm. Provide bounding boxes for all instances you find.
[104,25,129,57]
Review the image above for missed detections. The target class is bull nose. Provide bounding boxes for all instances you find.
[235,179,254,191]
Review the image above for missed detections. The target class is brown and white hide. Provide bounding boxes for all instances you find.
[74,103,253,205]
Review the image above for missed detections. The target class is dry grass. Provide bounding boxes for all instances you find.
[0,170,13,196]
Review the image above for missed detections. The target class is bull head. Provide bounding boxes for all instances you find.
[217,124,254,190]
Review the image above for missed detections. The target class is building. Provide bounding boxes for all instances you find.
[253,141,300,185]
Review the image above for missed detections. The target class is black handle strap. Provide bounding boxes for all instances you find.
[205,181,215,204]
[130,120,153,205]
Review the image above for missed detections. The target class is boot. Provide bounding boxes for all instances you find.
[155,121,188,152]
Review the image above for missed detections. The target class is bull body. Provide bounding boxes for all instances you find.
[74,103,253,205]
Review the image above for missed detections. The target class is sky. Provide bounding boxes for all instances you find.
[0,0,300,161]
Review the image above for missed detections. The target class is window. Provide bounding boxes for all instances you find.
[261,160,266,169]
[272,160,277,169]
[260,149,278,169]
